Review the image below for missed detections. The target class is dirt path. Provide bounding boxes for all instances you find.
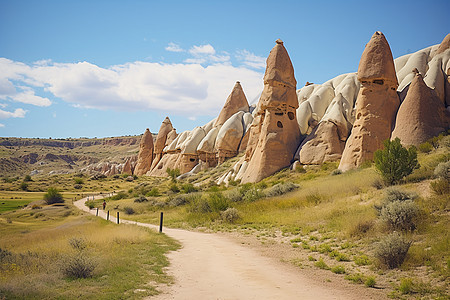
[74,197,384,300]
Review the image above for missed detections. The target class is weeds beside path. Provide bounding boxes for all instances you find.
[74,196,386,300]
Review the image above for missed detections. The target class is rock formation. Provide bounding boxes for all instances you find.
[239,39,301,183]
[391,70,450,145]
[150,117,174,170]
[216,111,245,164]
[214,81,249,127]
[134,128,154,176]
[339,31,400,171]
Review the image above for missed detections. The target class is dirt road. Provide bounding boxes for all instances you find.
[74,197,382,300]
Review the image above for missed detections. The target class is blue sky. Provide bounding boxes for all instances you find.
[0,0,448,138]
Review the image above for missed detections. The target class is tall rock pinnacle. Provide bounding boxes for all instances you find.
[150,117,174,171]
[214,81,249,127]
[134,128,154,176]
[339,31,400,171]
[240,39,301,183]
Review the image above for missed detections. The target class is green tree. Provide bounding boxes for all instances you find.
[166,168,181,182]
[374,138,419,185]
[43,187,64,204]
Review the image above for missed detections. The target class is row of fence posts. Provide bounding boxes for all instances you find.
[88,193,164,232]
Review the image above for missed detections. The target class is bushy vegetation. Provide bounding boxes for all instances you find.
[43,187,64,204]
[374,138,419,185]
[374,232,411,269]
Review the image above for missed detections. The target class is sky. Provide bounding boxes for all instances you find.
[0,0,449,138]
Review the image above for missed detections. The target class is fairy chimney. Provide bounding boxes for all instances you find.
[150,117,174,170]
[339,31,400,171]
[391,71,450,145]
[214,81,250,127]
[240,39,301,183]
[134,128,154,176]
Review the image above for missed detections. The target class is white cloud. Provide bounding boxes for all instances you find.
[0,108,27,119]
[189,44,215,55]
[236,50,266,69]
[0,57,264,117]
[0,123,4,127]
[165,42,184,53]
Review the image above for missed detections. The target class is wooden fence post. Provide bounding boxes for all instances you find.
[96,208,98,216]
[159,212,163,233]
[107,210,109,221]
[117,212,119,224]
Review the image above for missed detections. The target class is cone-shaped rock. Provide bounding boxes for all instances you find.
[339,32,400,171]
[391,71,450,145]
[134,128,154,176]
[240,39,301,183]
[150,117,174,170]
[214,81,249,127]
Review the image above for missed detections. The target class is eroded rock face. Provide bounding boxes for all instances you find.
[134,128,154,176]
[391,71,450,145]
[339,31,400,171]
[214,81,249,127]
[239,39,301,183]
[150,117,174,170]
[216,111,245,164]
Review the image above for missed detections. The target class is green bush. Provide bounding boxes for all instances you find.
[166,167,180,182]
[374,232,411,269]
[43,187,64,204]
[85,200,95,209]
[169,183,180,193]
[61,254,96,279]
[146,188,160,197]
[433,161,449,180]
[430,178,449,195]
[188,195,211,213]
[314,258,329,270]
[374,138,419,185]
[221,208,240,223]
[20,182,28,191]
[134,196,148,203]
[124,207,135,215]
[380,200,418,231]
[417,142,433,153]
[110,191,128,200]
[181,183,197,194]
[331,265,346,274]
[385,188,417,202]
[397,278,414,294]
[74,178,84,184]
[265,182,299,197]
[364,276,376,288]
[208,192,229,212]
[23,175,32,182]
[354,254,371,266]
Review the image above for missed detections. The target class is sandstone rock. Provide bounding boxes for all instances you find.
[240,39,301,183]
[122,156,137,175]
[134,128,154,176]
[339,31,400,171]
[216,111,245,164]
[197,127,220,167]
[214,81,249,127]
[150,117,174,170]
[436,33,450,55]
[391,71,450,145]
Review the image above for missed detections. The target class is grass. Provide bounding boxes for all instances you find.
[0,199,179,299]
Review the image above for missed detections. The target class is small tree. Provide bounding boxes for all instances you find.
[166,168,181,182]
[374,138,419,185]
[43,187,64,204]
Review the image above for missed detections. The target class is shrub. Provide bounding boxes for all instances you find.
[168,194,189,207]
[74,184,82,189]
[380,200,418,231]
[430,178,449,195]
[146,188,160,197]
[306,192,322,205]
[365,276,376,288]
[349,219,375,237]
[397,278,413,294]
[374,138,419,185]
[43,187,64,204]
[374,232,411,268]
[242,186,264,202]
[23,175,32,182]
[69,237,87,251]
[433,161,449,180]
[208,192,229,212]
[331,169,342,176]
[345,273,365,284]
[371,178,384,190]
[221,207,240,223]
[181,183,197,194]
[74,178,84,184]
[385,188,417,203]
[20,182,28,191]
[331,265,346,274]
[85,200,95,209]
[166,167,181,182]
[314,258,329,270]
[134,196,148,203]
[169,183,180,193]
[61,254,96,279]
[354,254,371,266]
[265,182,299,197]
[124,207,135,215]
[110,191,128,200]
[417,142,433,153]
